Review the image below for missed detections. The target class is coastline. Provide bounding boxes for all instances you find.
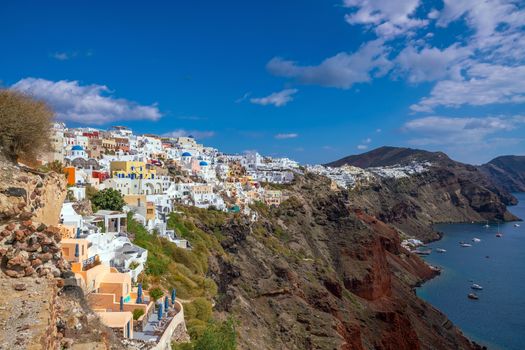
[415,195,524,350]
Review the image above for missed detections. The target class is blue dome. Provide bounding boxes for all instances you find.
[199,161,208,166]
[182,152,192,157]
[72,145,84,151]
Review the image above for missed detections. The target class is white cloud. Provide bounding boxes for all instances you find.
[357,144,369,150]
[250,89,298,107]
[235,92,251,103]
[403,115,525,146]
[274,133,299,139]
[410,64,525,112]
[163,130,215,139]
[12,78,162,124]
[395,44,471,83]
[363,137,372,143]
[267,40,391,89]
[51,52,74,61]
[343,0,428,39]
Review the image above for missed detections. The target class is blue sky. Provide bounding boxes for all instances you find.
[1,0,525,164]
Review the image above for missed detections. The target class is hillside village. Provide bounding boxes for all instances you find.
[5,121,439,348]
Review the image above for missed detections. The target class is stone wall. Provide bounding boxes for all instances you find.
[0,161,66,226]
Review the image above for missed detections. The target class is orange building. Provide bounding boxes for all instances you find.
[64,166,76,186]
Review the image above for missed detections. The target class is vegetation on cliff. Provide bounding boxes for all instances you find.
[0,89,53,164]
[127,208,237,349]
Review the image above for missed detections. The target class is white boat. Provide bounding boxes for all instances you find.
[471,283,483,290]
[515,223,521,227]
[484,220,490,228]
[436,248,447,253]
[460,243,472,247]
[472,238,481,243]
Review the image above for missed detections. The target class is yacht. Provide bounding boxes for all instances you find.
[436,248,447,253]
[460,242,472,247]
[496,222,503,237]
[471,284,483,290]
[515,223,520,227]
[483,221,490,228]
[468,293,479,300]
[472,238,481,243]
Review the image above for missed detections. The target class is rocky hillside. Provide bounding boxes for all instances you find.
[326,147,518,241]
[180,174,483,350]
[0,159,123,350]
[479,155,525,192]
[325,146,450,168]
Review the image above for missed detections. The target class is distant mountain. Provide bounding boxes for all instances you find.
[325,147,519,240]
[479,156,525,192]
[325,146,452,168]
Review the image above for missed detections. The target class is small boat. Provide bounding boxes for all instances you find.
[468,293,479,300]
[515,223,520,227]
[414,249,432,255]
[496,222,503,237]
[460,243,472,247]
[484,221,490,228]
[436,248,447,253]
[472,238,481,243]
[471,284,483,290]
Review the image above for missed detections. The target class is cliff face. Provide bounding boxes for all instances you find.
[0,159,122,350]
[479,155,525,193]
[326,147,518,240]
[206,175,481,350]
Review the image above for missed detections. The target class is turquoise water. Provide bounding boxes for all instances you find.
[417,193,525,350]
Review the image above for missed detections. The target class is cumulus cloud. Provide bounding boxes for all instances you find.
[403,115,525,146]
[267,40,391,89]
[343,0,428,39]
[11,78,162,124]
[410,64,525,112]
[250,89,298,107]
[357,144,369,150]
[162,130,215,139]
[274,133,299,139]
[395,44,471,83]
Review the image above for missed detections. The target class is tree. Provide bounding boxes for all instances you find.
[149,287,164,302]
[0,89,53,163]
[91,188,125,211]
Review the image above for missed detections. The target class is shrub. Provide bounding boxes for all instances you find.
[193,318,237,350]
[91,188,125,211]
[132,309,145,320]
[0,89,53,163]
[149,287,164,302]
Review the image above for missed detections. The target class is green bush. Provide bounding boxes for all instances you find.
[132,309,145,320]
[193,318,237,350]
[91,188,125,211]
[149,287,164,302]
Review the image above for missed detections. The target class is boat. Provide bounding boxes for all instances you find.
[515,223,521,227]
[484,220,490,228]
[496,222,503,237]
[436,248,447,253]
[472,238,481,242]
[460,243,472,247]
[471,283,483,290]
[414,249,432,255]
[468,293,479,300]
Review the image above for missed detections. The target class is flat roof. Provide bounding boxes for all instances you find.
[97,311,132,328]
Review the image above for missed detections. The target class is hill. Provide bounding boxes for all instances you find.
[325,146,452,168]
[479,155,525,192]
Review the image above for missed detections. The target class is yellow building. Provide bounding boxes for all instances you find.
[110,161,156,180]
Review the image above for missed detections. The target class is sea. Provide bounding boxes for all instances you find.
[417,192,525,350]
